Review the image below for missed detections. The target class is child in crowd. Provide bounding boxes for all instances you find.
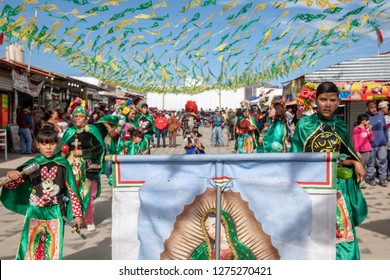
[0,125,83,260]
[125,129,148,155]
[185,130,205,154]
[353,114,374,175]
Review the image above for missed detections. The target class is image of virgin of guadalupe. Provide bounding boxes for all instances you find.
[189,209,255,260]
[160,188,280,260]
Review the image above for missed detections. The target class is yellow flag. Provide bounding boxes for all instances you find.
[100,0,120,6]
[65,26,79,36]
[228,15,247,26]
[43,45,53,53]
[95,54,103,62]
[58,9,80,15]
[328,3,338,10]
[214,43,227,51]
[134,12,156,19]
[343,19,351,36]
[152,1,167,9]
[302,0,314,7]
[279,26,292,38]
[130,35,145,42]
[254,3,267,13]
[7,16,27,30]
[263,29,271,44]
[37,4,59,11]
[173,35,188,47]
[146,30,161,36]
[161,67,169,80]
[316,0,330,9]
[222,1,238,14]
[160,22,171,30]
[23,0,38,4]
[200,31,211,39]
[175,17,187,27]
[84,40,93,51]
[217,55,224,61]
[360,14,370,26]
[277,46,288,59]
[290,27,304,42]
[117,19,139,29]
[200,12,214,26]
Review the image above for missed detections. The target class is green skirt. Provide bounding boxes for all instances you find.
[335,177,367,260]
[16,205,64,260]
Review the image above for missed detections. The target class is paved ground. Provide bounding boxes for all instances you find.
[0,126,389,260]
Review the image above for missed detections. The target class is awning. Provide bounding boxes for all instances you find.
[98,90,127,98]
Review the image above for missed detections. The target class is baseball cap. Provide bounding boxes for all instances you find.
[378,101,389,109]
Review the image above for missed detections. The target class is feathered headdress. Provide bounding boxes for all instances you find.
[68,97,90,116]
[297,82,316,112]
[116,98,135,116]
[185,100,198,113]
[240,100,250,111]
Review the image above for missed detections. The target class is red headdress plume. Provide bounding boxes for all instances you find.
[185,100,198,113]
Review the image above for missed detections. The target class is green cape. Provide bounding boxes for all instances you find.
[235,115,260,151]
[291,113,359,161]
[0,155,82,220]
[57,124,106,200]
[291,113,368,260]
[257,120,288,153]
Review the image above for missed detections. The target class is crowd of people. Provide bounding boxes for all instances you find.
[2,81,389,260]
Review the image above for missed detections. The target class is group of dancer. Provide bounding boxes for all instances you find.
[0,81,367,260]
[0,97,158,259]
[234,101,290,154]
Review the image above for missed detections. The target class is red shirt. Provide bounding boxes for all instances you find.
[155,116,168,130]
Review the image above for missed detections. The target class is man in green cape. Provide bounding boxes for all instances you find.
[291,81,367,260]
[57,99,105,232]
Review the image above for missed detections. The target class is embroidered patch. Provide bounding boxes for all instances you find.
[25,218,61,260]
[336,190,354,243]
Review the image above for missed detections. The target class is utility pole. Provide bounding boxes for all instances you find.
[218,90,221,109]
[27,9,38,72]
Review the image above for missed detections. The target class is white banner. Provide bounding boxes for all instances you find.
[111,153,337,260]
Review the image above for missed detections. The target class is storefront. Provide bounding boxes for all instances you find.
[283,53,390,139]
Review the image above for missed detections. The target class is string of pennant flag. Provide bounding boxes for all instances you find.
[0,0,389,94]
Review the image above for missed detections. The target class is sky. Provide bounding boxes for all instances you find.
[1,0,390,92]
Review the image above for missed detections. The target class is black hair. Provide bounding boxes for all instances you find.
[354,114,369,126]
[36,124,58,144]
[272,102,287,124]
[43,109,55,122]
[366,100,376,107]
[131,129,144,139]
[316,81,340,98]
